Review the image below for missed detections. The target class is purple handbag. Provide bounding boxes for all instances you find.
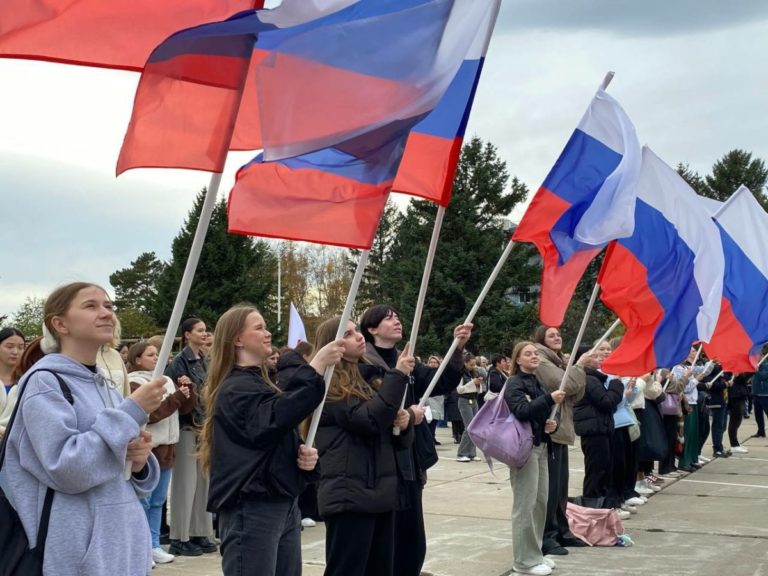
[467,384,533,469]
[660,393,680,416]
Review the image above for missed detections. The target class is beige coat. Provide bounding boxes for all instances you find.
[534,344,586,445]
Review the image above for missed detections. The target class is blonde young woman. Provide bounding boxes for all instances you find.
[505,341,565,576]
[313,317,415,576]
[199,305,344,576]
[5,282,166,576]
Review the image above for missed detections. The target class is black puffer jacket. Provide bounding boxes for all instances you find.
[487,367,507,394]
[207,364,324,512]
[573,369,624,437]
[317,366,414,516]
[275,350,307,390]
[504,372,555,446]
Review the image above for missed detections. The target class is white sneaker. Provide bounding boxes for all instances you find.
[614,508,631,520]
[644,479,661,492]
[731,446,749,454]
[152,547,174,564]
[625,496,645,506]
[698,455,711,463]
[513,563,552,575]
[471,456,483,462]
[456,456,471,462]
[662,471,682,478]
[638,495,649,503]
[301,518,317,528]
[621,504,638,514]
[634,482,654,495]
[542,557,556,569]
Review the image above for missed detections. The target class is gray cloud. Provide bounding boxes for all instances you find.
[497,0,768,37]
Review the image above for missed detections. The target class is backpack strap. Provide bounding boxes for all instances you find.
[0,369,74,553]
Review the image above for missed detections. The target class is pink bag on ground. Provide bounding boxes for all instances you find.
[565,503,625,546]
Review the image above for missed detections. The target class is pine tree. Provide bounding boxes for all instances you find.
[109,252,165,314]
[706,149,768,207]
[152,189,278,331]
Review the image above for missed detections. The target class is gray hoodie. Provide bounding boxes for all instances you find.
[4,354,159,576]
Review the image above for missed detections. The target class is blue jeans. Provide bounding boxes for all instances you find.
[709,406,727,453]
[143,468,172,548]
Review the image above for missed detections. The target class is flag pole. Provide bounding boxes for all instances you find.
[418,236,516,408]
[548,281,602,420]
[305,249,370,447]
[393,205,446,434]
[591,318,621,352]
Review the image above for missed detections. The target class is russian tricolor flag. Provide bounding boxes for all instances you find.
[599,147,724,376]
[702,186,768,372]
[392,0,501,206]
[118,0,496,174]
[512,89,641,327]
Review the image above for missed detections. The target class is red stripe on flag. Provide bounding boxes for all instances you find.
[228,163,390,250]
[599,243,662,376]
[703,298,759,373]
[117,53,251,174]
[513,187,599,327]
[392,132,461,206]
[0,0,262,71]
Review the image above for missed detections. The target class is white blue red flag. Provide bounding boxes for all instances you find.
[600,147,724,376]
[512,89,641,327]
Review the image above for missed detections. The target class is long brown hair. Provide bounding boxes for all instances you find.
[198,304,279,474]
[314,317,377,403]
[533,325,565,362]
[126,341,153,372]
[11,336,45,383]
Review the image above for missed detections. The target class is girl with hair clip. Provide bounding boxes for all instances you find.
[4,282,167,576]
[200,304,345,576]
[505,341,565,576]
[313,316,415,576]
[127,341,196,565]
[0,327,25,437]
[165,316,215,556]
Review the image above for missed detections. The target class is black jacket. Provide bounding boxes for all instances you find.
[364,342,463,485]
[275,350,307,390]
[317,366,414,516]
[573,369,624,437]
[729,372,753,404]
[703,365,729,407]
[165,346,208,429]
[487,367,507,394]
[504,372,555,447]
[207,364,324,512]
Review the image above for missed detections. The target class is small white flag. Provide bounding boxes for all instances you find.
[287,302,307,348]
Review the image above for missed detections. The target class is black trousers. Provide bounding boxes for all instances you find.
[393,481,427,576]
[607,427,637,503]
[324,511,395,576]
[542,442,575,552]
[728,402,744,446]
[659,414,679,474]
[698,402,711,452]
[580,435,615,507]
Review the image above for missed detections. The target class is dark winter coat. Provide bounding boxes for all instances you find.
[728,372,753,404]
[317,366,414,516]
[487,367,507,394]
[207,364,323,512]
[276,350,308,390]
[573,369,624,438]
[504,371,555,447]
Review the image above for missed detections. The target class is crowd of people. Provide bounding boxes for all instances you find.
[0,282,764,576]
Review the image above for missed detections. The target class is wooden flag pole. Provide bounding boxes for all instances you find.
[305,249,370,447]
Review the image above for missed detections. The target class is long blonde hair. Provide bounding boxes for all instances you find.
[198,304,279,473]
[314,317,377,403]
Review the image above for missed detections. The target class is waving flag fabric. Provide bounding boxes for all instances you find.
[512,89,641,327]
[599,147,724,376]
[0,0,260,71]
[702,186,768,372]
[118,0,495,174]
[228,129,407,249]
[288,303,307,348]
[391,0,501,206]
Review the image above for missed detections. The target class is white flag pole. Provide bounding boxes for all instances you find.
[393,205,446,434]
[548,281,602,421]
[125,171,224,479]
[591,318,621,352]
[418,236,516,408]
[305,249,370,447]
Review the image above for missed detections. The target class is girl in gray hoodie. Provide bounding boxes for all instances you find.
[4,282,167,576]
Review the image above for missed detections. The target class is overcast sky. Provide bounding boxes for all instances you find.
[1,0,767,318]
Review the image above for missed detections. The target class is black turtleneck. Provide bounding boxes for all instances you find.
[373,344,398,370]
